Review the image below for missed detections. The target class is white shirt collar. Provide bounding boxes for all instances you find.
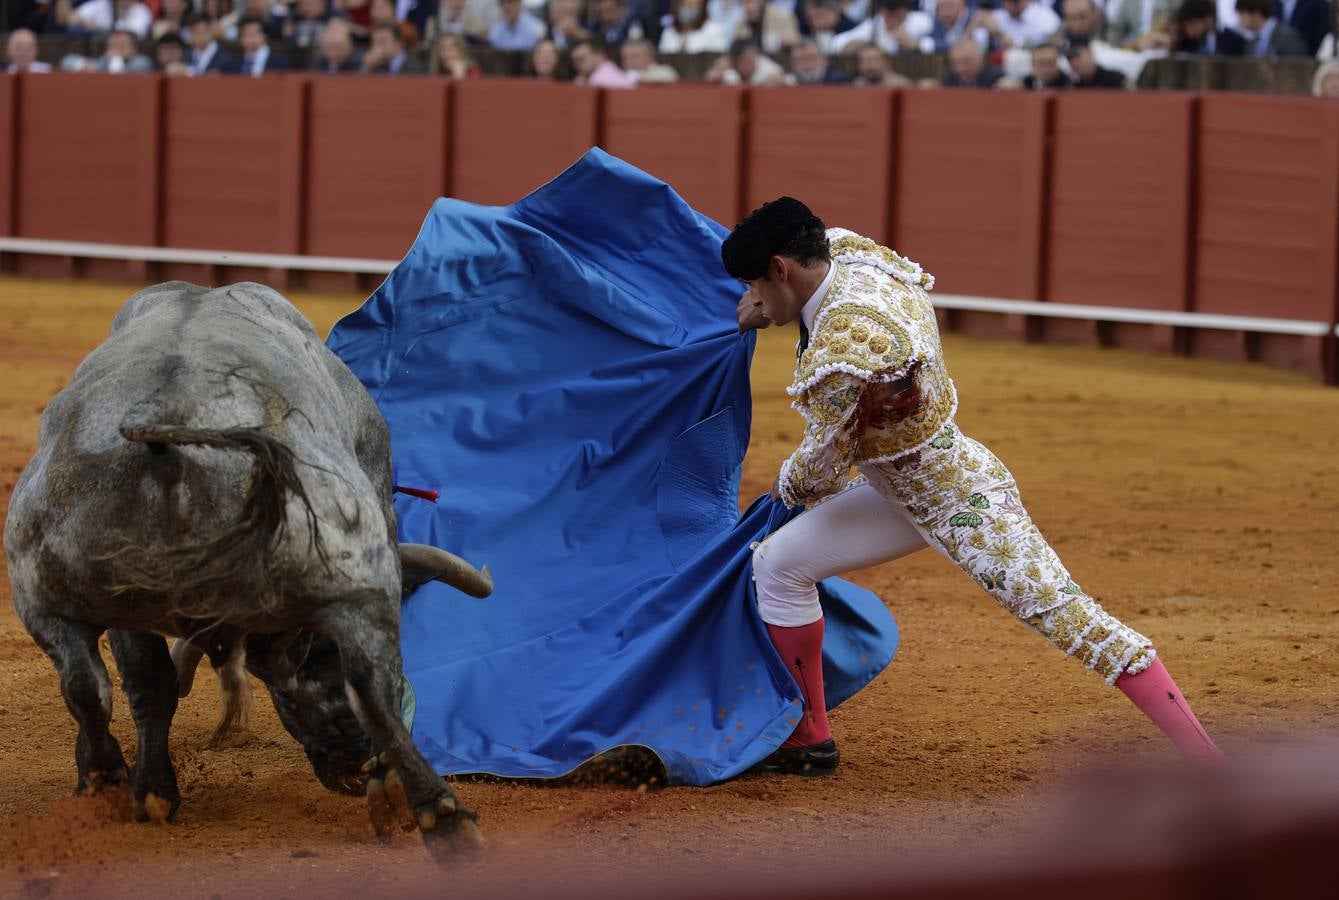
[800,261,835,332]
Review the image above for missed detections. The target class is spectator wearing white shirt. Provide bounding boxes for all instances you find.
[831,0,931,54]
[436,0,493,42]
[5,29,52,73]
[983,0,1062,49]
[660,0,735,52]
[56,0,155,39]
[917,0,987,52]
[735,0,803,53]
[705,37,787,82]
[1105,0,1178,49]
[61,28,155,71]
[621,38,681,81]
[489,0,547,49]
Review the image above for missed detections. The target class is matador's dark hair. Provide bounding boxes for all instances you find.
[721,197,829,281]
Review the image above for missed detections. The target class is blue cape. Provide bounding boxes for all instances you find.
[327,149,899,786]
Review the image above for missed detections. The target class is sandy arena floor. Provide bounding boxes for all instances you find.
[1,277,1336,898]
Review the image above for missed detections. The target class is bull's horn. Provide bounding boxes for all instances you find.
[399,543,493,598]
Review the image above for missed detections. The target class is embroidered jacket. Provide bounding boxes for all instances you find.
[778,229,957,508]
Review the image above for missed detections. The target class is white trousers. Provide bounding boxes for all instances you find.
[752,481,927,627]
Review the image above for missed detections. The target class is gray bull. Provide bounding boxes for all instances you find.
[3,282,490,864]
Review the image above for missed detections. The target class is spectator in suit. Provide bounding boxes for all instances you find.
[940,33,1003,84]
[362,21,426,71]
[981,0,1062,49]
[185,12,239,73]
[831,0,931,54]
[849,40,913,83]
[1275,0,1331,55]
[153,0,191,41]
[154,32,190,73]
[285,0,334,48]
[431,32,484,76]
[1219,0,1309,53]
[56,0,155,38]
[1169,0,1221,52]
[1063,37,1127,84]
[61,28,155,70]
[802,0,860,53]
[546,0,593,49]
[919,0,987,52]
[735,0,802,53]
[5,29,51,73]
[1105,0,1178,48]
[621,37,681,80]
[314,16,363,70]
[489,0,547,49]
[235,15,291,74]
[571,34,637,84]
[1021,41,1075,85]
[705,37,787,82]
[786,36,847,80]
[659,0,734,52]
[234,0,285,41]
[1313,58,1339,93]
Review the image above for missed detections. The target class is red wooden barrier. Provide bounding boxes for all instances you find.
[15,73,160,247]
[600,85,743,228]
[162,76,305,256]
[895,90,1048,305]
[745,87,895,241]
[305,76,449,261]
[451,81,599,205]
[0,75,13,237]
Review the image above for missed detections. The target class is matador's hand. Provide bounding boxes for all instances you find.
[736,289,771,333]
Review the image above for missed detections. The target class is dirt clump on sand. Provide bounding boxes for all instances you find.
[1,278,1337,897]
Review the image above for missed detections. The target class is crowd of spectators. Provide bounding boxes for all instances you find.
[2,0,1338,95]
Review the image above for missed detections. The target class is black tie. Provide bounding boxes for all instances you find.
[797,322,810,359]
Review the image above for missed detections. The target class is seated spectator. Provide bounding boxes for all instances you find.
[1313,59,1339,96]
[982,0,1062,50]
[431,32,484,77]
[547,0,593,50]
[1063,38,1127,85]
[589,0,650,49]
[154,32,190,74]
[5,29,51,73]
[436,0,493,43]
[201,0,240,42]
[849,40,912,84]
[1280,0,1330,57]
[490,0,546,50]
[1169,0,1220,53]
[235,14,291,74]
[708,0,747,33]
[62,28,155,71]
[659,0,734,53]
[621,37,680,81]
[705,37,787,83]
[1021,41,1074,86]
[530,38,564,78]
[185,12,239,73]
[153,0,191,41]
[362,21,425,72]
[1105,0,1177,49]
[343,0,375,31]
[285,0,333,48]
[940,34,1003,86]
[313,17,363,71]
[1219,0,1309,55]
[1059,0,1103,42]
[234,0,285,41]
[786,36,846,82]
[571,34,636,85]
[370,0,422,46]
[831,0,930,55]
[735,0,801,54]
[56,0,155,39]
[918,0,987,53]
[801,0,860,53]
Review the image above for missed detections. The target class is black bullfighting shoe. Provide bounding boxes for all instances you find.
[752,738,840,777]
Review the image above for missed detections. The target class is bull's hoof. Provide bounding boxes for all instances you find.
[75,765,130,797]
[419,801,484,869]
[141,793,173,825]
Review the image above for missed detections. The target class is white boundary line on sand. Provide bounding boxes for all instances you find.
[1,237,1335,337]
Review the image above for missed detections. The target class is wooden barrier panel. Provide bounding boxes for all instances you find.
[451,81,599,205]
[305,76,449,260]
[162,76,305,254]
[600,86,743,229]
[1195,95,1339,325]
[1047,93,1194,312]
[15,72,160,246]
[0,75,13,236]
[895,91,1048,301]
[745,87,895,241]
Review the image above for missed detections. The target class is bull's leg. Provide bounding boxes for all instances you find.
[107,629,181,821]
[322,596,482,866]
[21,610,128,795]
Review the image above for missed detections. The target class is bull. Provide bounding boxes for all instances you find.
[2,282,490,864]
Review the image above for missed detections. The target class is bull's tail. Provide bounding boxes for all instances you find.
[98,411,330,611]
